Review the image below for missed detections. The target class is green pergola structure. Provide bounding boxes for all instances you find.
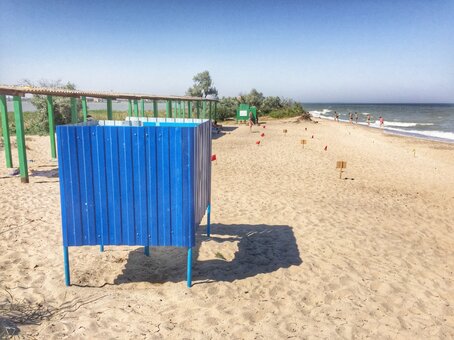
[0,85,218,184]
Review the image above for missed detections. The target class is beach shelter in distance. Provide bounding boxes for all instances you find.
[236,104,257,123]
[56,118,212,288]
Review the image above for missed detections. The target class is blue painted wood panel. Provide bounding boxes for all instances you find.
[56,120,211,248]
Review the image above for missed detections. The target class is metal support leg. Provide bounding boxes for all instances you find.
[63,246,70,286]
[187,247,192,287]
[144,246,150,256]
[100,245,104,252]
[207,204,211,237]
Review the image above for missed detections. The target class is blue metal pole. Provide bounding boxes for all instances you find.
[207,204,211,237]
[100,245,104,252]
[63,246,70,286]
[187,247,192,287]
[144,247,150,256]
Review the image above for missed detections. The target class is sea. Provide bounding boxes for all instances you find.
[302,103,454,143]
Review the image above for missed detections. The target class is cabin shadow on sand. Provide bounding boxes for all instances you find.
[114,223,302,285]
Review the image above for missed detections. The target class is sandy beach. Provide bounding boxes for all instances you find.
[1,118,454,339]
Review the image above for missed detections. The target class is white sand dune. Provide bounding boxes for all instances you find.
[0,119,453,339]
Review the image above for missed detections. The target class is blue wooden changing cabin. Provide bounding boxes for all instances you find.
[56,118,212,287]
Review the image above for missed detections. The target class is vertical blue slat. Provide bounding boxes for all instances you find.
[105,127,122,245]
[132,127,147,246]
[146,128,159,246]
[67,127,83,245]
[57,127,69,246]
[170,128,183,246]
[119,128,136,245]
[182,127,195,246]
[157,128,171,245]
[78,126,96,245]
[93,126,109,246]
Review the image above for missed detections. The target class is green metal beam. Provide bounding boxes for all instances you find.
[0,95,13,168]
[82,96,88,122]
[166,100,172,118]
[13,96,28,183]
[107,99,113,120]
[47,96,56,159]
[133,100,139,117]
[188,101,192,118]
[209,102,212,120]
[140,99,145,117]
[214,102,217,120]
[70,97,77,123]
[202,101,206,119]
[153,100,158,118]
[128,99,132,117]
[196,101,200,118]
[181,101,185,119]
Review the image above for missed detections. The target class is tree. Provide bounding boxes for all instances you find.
[21,79,81,134]
[186,71,218,98]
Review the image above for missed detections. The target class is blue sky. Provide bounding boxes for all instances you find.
[1,0,453,102]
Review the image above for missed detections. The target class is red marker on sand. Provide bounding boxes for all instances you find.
[211,154,217,161]
[261,133,265,137]
[263,125,266,129]
[256,141,261,145]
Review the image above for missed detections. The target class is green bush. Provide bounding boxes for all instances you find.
[269,103,309,119]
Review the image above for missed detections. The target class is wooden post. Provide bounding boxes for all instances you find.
[140,99,145,117]
[47,96,57,159]
[300,139,307,149]
[70,97,77,123]
[81,96,88,122]
[0,95,13,167]
[107,99,113,120]
[153,100,158,118]
[128,99,132,117]
[133,100,139,117]
[13,96,28,183]
[336,161,347,179]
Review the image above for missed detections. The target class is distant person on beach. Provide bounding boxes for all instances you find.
[349,112,353,123]
[379,116,384,128]
[367,114,371,126]
[255,112,259,125]
[248,111,254,132]
[334,111,339,122]
[355,112,359,123]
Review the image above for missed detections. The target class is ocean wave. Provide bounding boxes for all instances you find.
[385,122,435,128]
[385,128,454,141]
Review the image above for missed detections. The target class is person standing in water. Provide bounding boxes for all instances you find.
[379,116,384,128]
[367,114,371,126]
[349,112,353,123]
[334,111,339,122]
[355,112,359,124]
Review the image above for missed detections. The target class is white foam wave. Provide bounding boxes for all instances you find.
[386,128,454,141]
[385,122,434,128]
[309,109,333,119]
